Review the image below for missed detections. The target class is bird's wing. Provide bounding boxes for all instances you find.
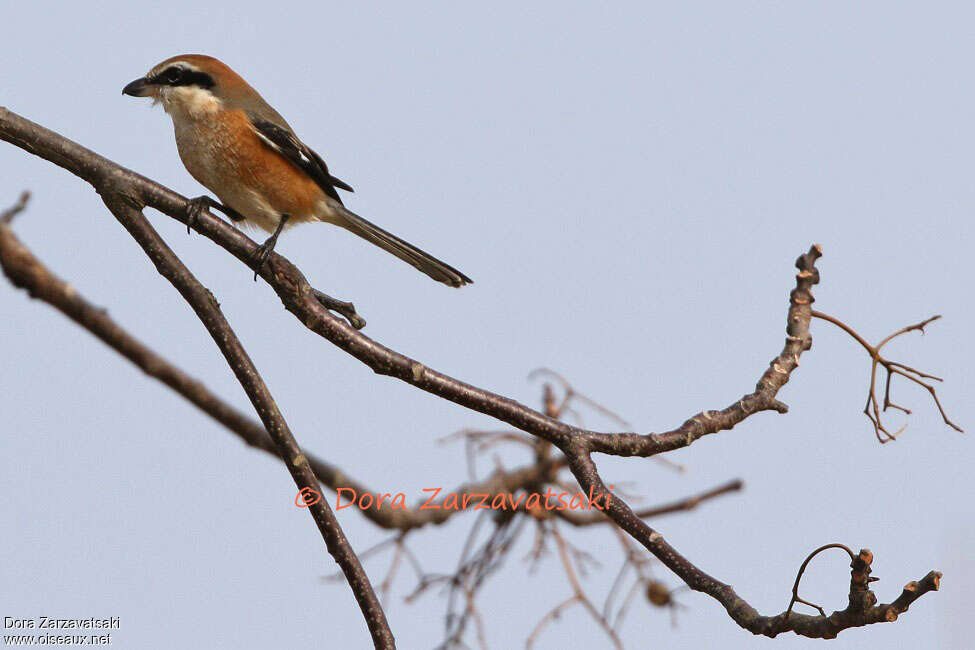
[247,116,354,205]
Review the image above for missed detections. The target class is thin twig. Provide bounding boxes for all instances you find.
[526,524,623,649]
[812,310,962,441]
[786,543,856,618]
[0,190,30,223]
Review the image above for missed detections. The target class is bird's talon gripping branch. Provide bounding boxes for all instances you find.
[251,214,289,281]
[185,195,246,234]
[184,196,212,234]
[251,243,272,280]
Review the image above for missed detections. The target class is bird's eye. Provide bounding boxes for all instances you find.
[163,67,183,83]
[152,66,184,85]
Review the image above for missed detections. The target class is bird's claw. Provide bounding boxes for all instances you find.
[250,214,289,282]
[184,196,213,235]
[251,241,274,281]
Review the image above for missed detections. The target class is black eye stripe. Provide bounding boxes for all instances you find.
[162,67,182,83]
[151,66,215,90]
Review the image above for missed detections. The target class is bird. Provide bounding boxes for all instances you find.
[122,54,472,287]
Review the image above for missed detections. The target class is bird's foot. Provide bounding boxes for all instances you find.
[250,236,277,281]
[251,214,290,281]
[185,196,246,234]
[184,196,215,234]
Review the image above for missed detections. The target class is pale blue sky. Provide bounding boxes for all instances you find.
[1,2,972,648]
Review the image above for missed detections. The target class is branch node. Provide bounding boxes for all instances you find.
[312,289,366,329]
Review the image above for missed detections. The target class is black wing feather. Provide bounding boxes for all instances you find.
[250,119,354,205]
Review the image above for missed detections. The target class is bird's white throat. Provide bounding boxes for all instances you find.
[159,86,222,119]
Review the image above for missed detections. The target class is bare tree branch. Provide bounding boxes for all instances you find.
[0,194,575,536]
[101,191,395,648]
[0,210,328,471]
[0,107,946,641]
[1,107,767,458]
[0,185,394,646]
[0,210,752,648]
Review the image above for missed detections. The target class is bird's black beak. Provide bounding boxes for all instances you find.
[122,77,152,97]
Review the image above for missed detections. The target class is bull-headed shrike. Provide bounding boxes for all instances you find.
[123,54,472,287]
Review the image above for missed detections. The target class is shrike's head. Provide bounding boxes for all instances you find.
[122,54,260,118]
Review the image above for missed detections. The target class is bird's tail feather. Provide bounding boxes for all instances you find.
[335,208,472,288]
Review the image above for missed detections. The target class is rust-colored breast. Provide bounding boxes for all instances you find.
[174,108,325,230]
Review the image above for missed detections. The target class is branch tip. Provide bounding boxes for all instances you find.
[1,190,31,224]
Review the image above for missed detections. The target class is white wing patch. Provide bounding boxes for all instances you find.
[252,125,311,164]
[254,128,283,153]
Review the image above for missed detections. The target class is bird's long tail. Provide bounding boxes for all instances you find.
[334,208,473,288]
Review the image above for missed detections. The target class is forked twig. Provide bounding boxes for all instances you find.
[526,523,623,649]
[529,368,685,473]
[812,310,962,442]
